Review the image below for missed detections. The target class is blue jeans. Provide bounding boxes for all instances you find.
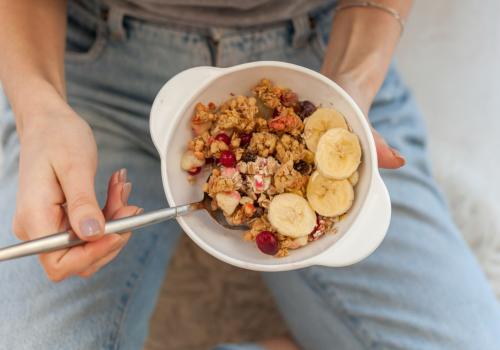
[1,3,499,350]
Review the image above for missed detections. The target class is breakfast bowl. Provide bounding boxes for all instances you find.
[149,61,391,272]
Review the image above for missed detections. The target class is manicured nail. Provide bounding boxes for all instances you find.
[121,182,132,205]
[136,208,144,215]
[118,168,127,183]
[391,148,406,163]
[79,218,101,237]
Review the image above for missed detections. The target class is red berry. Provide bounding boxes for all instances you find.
[239,133,252,147]
[188,167,202,175]
[310,215,320,234]
[215,133,231,145]
[298,100,317,119]
[219,150,236,167]
[256,231,279,255]
[280,91,298,107]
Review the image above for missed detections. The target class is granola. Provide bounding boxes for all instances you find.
[181,78,362,257]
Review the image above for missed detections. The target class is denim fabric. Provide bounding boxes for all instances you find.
[0,3,499,350]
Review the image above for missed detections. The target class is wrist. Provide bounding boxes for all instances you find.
[320,1,406,113]
[323,55,383,103]
[10,78,69,138]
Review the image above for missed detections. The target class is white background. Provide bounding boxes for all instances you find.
[397,0,500,202]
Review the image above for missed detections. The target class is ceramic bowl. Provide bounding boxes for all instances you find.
[150,61,391,271]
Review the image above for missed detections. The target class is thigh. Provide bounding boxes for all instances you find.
[0,97,181,350]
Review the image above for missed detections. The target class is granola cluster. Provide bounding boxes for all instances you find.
[181,79,342,257]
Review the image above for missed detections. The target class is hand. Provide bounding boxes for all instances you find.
[325,74,406,169]
[13,101,140,281]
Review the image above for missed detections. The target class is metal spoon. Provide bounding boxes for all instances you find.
[0,193,248,262]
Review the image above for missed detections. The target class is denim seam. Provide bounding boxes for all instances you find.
[129,32,211,59]
[297,269,383,349]
[68,1,100,29]
[106,233,161,350]
[65,27,108,65]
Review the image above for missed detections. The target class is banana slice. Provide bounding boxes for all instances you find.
[307,171,354,217]
[303,108,348,153]
[268,193,317,238]
[348,171,359,186]
[315,128,361,180]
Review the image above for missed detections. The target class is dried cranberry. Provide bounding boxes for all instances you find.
[256,231,279,255]
[187,167,202,175]
[205,157,214,165]
[294,160,311,175]
[254,207,264,218]
[298,100,317,119]
[280,91,298,107]
[241,152,257,162]
[214,133,231,145]
[239,133,252,147]
[219,150,236,167]
[309,215,320,235]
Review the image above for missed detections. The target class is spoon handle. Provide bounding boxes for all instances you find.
[0,204,194,262]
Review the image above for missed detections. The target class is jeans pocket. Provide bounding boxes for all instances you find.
[65,3,107,64]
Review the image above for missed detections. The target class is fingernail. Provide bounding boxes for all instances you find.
[121,182,132,205]
[391,148,406,163]
[79,218,101,237]
[118,168,127,183]
[136,208,144,215]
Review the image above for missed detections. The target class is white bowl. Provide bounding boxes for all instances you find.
[150,61,391,271]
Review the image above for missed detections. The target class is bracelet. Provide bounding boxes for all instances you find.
[334,1,406,35]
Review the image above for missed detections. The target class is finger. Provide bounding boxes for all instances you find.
[372,128,406,169]
[78,206,142,278]
[40,205,140,282]
[12,219,28,241]
[78,242,125,278]
[39,233,126,282]
[14,157,66,241]
[103,169,131,220]
[57,157,105,242]
[78,232,131,278]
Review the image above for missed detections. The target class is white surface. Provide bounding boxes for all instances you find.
[151,62,390,271]
[396,0,500,298]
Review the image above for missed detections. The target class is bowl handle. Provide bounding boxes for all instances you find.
[310,174,391,267]
[149,66,222,154]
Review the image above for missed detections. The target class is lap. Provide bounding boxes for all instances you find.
[0,99,181,350]
[1,6,498,349]
[262,66,500,349]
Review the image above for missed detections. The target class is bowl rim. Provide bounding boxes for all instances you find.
[153,61,381,271]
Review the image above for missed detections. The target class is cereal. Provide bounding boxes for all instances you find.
[248,132,278,157]
[181,79,360,257]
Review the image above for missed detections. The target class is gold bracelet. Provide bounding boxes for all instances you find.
[334,1,406,35]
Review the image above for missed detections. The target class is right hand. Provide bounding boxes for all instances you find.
[13,100,140,281]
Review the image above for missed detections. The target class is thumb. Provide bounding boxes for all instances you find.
[59,166,105,241]
[372,128,406,169]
